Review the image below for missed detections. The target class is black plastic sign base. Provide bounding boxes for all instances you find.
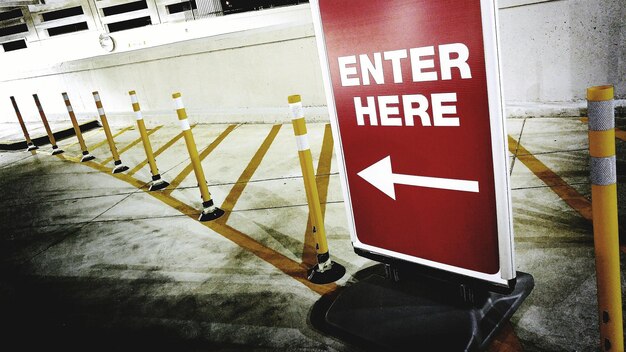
[112,164,129,174]
[198,207,225,222]
[315,266,533,351]
[307,261,346,284]
[148,180,169,191]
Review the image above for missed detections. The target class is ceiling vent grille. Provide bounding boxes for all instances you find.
[29,1,96,39]
[155,0,223,24]
[0,7,36,52]
[95,0,160,33]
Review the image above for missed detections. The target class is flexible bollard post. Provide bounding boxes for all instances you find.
[9,96,38,151]
[587,85,624,352]
[129,91,169,191]
[93,91,128,173]
[62,92,95,162]
[32,94,64,155]
[172,92,224,221]
[288,95,345,284]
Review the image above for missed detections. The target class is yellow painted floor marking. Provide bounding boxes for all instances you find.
[486,322,524,352]
[580,117,626,141]
[89,126,134,151]
[55,153,81,163]
[100,125,163,165]
[218,124,282,223]
[60,153,336,296]
[163,124,237,196]
[302,124,335,266]
[127,125,196,177]
[509,135,592,221]
[59,127,103,149]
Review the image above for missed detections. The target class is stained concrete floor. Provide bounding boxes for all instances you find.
[0,115,625,351]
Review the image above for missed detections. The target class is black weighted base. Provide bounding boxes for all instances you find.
[307,261,346,284]
[80,154,95,162]
[198,207,225,222]
[313,264,533,351]
[112,164,129,174]
[149,180,169,191]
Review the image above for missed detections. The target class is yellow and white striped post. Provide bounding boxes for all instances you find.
[172,92,224,221]
[587,85,623,352]
[129,90,169,191]
[9,96,38,151]
[62,92,95,162]
[288,95,345,284]
[93,91,128,174]
[33,94,63,155]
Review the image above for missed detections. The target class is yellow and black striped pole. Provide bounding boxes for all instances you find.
[172,92,224,221]
[129,91,169,191]
[9,96,38,152]
[33,94,63,155]
[62,92,95,162]
[587,85,623,352]
[288,95,345,284]
[93,91,128,174]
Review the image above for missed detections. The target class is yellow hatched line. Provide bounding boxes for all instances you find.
[487,323,524,352]
[89,126,134,151]
[301,124,334,266]
[60,127,103,149]
[163,124,237,196]
[127,125,196,177]
[55,153,81,163]
[509,135,592,221]
[56,153,336,296]
[218,124,282,223]
[100,125,163,165]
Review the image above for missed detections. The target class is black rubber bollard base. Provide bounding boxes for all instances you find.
[316,266,534,351]
[307,261,346,284]
[80,154,95,162]
[112,165,129,174]
[198,207,225,222]
[51,149,64,155]
[149,180,169,191]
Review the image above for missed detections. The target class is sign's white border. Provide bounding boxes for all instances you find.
[310,0,515,286]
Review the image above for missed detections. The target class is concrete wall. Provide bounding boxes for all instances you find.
[499,0,626,102]
[0,2,624,125]
[0,5,327,125]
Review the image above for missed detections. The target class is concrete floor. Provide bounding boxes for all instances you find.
[0,116,625,351]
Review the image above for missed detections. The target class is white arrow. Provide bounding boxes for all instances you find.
[357,155,479,200]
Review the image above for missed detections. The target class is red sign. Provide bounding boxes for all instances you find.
[311,0,514,285]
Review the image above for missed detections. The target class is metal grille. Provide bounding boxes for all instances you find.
[155,0,223,23]
[193,0,223,19]
[222,0,308,15]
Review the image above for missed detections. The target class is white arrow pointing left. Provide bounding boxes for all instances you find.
[357,156,479,200]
